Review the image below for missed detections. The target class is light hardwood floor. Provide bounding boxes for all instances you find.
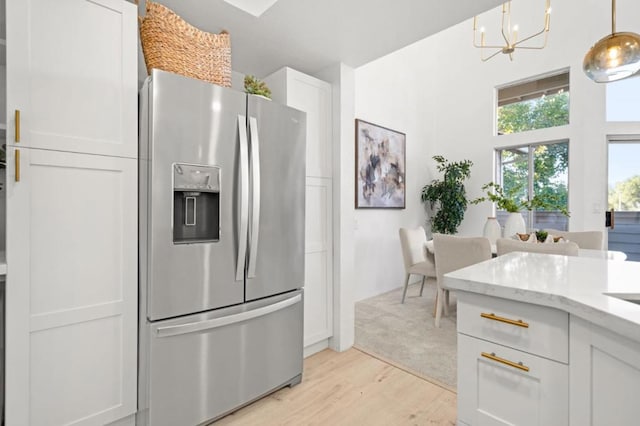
[215,348,457,425]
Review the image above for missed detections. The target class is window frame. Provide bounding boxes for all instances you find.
[495,68,570,136]
[494,139,570,231]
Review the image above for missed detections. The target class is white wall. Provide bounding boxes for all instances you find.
[353,0,640,301]
[315,63,356,351]
[353,41,437,301]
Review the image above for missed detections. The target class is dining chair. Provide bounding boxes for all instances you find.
[399,226,436,304]
[432,233,492,328]
[496,237,580,256]
[544,229,604,250]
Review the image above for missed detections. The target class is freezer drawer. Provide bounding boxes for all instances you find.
[139,290,303,426]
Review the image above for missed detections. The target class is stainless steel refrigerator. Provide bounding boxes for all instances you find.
[137,69,306,426]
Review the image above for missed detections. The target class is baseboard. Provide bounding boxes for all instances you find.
[304,339,329,358]
[105,413,135,426]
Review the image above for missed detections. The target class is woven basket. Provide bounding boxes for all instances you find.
[139,1,232,87]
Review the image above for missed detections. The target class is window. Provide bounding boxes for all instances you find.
[606,76,640,122]
[608,140,640,261]
[496,141,569,231]
[497,71,569,135]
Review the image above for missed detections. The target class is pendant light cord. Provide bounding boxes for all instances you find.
[612,0,616,34]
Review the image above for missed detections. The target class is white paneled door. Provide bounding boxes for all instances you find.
[304,177,333,346]
[6,0,137,157]
[5,148,137,425]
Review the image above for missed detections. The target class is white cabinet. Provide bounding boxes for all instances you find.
[6,0,137,158]
[457,292,569,425]
[458,334,568,425]
[304,176,333,347]
[265,67,332,179]
[3,0,138,424]
[264,67,334,352]
[6,149,137,425]
[569,316,640,426]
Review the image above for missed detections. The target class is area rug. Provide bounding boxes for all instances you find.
[354,282,458,391]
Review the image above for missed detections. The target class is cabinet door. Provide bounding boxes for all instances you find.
[264,68,333,178]
[304,176,333,346]
[285,69,332,178]
[5,147,137,425]
[570,316,640,426]
[458,333,568,426]
[6,0,137,157]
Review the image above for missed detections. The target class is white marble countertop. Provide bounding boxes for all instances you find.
[444,252,640,343]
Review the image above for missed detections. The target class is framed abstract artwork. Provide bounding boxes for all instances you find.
[355,119,406,209]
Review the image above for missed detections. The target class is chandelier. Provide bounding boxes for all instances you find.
[473,0,551,62]
[583,0,640,83]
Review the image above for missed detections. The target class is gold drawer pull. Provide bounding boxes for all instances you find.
[15,149,20,182]
[481,312,529,328]
[481,352,530,372]
[15,110,21,143]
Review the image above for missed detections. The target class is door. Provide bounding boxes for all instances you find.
[144,70,246,321]
[245,95,306,301]
[607,139,640,261]
[6,0,137,157]
[5,148,137,425]
[570,316,640,426]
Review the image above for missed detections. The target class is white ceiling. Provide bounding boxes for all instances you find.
[139,0,505,78]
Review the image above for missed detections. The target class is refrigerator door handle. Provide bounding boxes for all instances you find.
[155,294,302,338]
[236,114,249,281]
[247,116,261,279]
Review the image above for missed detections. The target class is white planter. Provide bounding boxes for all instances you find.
[482,217,502,245]
[503,212,526,238]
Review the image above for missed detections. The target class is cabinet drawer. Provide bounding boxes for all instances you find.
[457,292,568,363]
[457,333,568,426]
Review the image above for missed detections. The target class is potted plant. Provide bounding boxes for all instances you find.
[535,230,549,242]
[244,75,272,99]
[471,182,569,236]
[420,155,473,234]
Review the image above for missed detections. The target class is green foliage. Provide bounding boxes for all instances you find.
[498,143,569,214]
[497,91,569,135]
[244,75,272,98]
[420,155,473,234]
[535,230,548,242]
[494,94,570,219]
[471,182,569,216]
[609,175,640,210]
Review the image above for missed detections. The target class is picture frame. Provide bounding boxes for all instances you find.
[355,119,406,209]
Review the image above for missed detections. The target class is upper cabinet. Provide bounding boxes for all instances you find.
[264,67,332,179]
[6,0,137,158]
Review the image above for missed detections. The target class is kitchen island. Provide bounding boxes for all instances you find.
[444,252,640,426]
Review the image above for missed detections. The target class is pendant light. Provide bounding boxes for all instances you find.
[583,0,640,83]
[473,1,551,62]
